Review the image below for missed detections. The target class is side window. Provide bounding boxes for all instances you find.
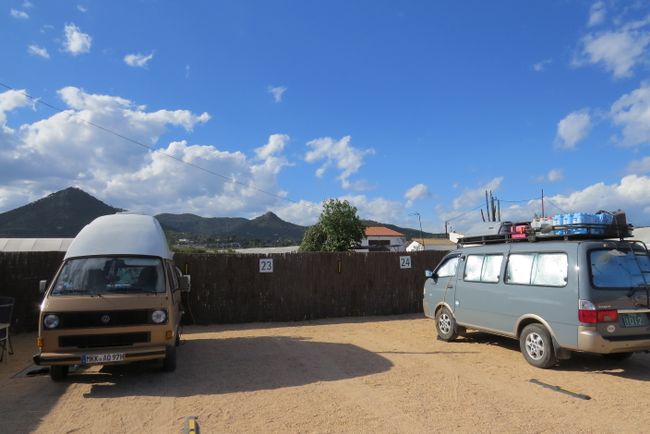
[532,254,568,286]
[166,261,179,290]
[464,254,504,283]
[464,255,483,281]
[437,257,460,278]
[506,253,567,287]
[481,255,503,283]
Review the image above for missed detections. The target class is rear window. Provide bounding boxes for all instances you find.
[464,254,503,283]
[590,247,650,289]
[506,253,567,287]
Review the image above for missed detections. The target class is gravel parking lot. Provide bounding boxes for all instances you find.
[1,314,650,433]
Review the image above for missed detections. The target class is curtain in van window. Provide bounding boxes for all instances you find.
[481,255,503,283]
[465,255,483,281]
[531,254,568,286]
[506,253,567,287]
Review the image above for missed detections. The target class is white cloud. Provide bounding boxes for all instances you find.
[555,110,592,149]
[610,82,650,146]
[577,15,650,78]
[255,134,289,160]
[547,169,564,182]
[273,200,321,226]
[10,9,29,19]
[77,5,88,13]
[0,87,302,217]
[404,183,430,207]
[342,195,404,224]
[124,52,154,68]
[28,45,50,59]
[532,59,552,72]
[451,177,503,211]
[305,136,374,190]
[440,176,650,233]
[62,23,92,55]
[627,156,650,174]
[268,86,287,103]
[588,1,606,27]
[185,65,191,79]
[22,1,34,8]
[0,89,30,133]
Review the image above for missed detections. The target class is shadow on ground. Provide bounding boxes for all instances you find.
[75,336,393,398]
[458,331,650,380]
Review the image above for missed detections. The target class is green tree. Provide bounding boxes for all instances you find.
[299,199,365,252]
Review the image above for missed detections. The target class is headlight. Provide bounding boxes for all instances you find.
[151,310,167,324]
[43,314,60,329]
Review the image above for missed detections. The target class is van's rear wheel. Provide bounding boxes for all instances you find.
[435,306,459,341]
[49,365,68,381]
[162,344,177,372]
[520,324,557,369]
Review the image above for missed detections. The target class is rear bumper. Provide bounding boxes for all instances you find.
[33,345,167,366]
[577,326,650,353]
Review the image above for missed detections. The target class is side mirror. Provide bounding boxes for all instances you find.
[425,270,433,278]
[179,275,191,293]
[39,280,47,294]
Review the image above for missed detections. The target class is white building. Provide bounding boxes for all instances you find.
[406,238,457,252]
[359,227,406,252]
[0,238,73,252]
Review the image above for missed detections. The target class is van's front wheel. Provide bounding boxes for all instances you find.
[520,324,557,368]
[162,344,177,372]
[435,306,459,341]
[49,365,68,381]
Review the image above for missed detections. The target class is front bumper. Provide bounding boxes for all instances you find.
[33,345,167,366]
[577,326,650,354]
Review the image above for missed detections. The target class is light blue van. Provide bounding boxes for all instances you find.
[424,236,650,368]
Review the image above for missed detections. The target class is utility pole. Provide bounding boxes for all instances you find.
[409,212,425,251]
[541,189,545,218]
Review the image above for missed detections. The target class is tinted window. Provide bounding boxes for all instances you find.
[590,248,650,289]
[437,257,459,278]
[506,253,567,287]
[464,254,503,283]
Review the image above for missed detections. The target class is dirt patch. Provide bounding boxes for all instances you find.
[1,315,649,433]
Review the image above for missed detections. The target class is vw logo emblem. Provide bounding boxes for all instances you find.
[100,314,110,324]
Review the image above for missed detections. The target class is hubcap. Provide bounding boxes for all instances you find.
[439,313,452,335]
[525,332,545,360]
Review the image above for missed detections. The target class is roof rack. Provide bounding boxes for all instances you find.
[457,211,634,246]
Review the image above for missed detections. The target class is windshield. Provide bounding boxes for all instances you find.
[590,247,650,289]
[51,257,165,295]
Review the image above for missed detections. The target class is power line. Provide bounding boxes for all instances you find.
[0,81,299,206]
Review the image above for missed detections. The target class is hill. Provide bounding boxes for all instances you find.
[0,187,437,245]
[0,187,121,237]
[155,211,307,246]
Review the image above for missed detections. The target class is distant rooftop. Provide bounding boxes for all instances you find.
[364,226,405,237]
[0,238,73,252]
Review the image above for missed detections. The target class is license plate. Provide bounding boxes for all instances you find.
[621,313,646,328]
[81,352,125,365]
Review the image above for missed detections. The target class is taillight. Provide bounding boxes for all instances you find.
[578,299,618,324]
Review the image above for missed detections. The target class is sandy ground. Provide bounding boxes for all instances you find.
[1,314,650,433]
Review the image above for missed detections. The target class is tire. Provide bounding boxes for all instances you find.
[602,352,633,361]
[435,306,459,341]
[49,365,69,381]
[162,344,177,372]
[520,324,557,369]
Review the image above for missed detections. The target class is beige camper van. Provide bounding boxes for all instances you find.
[34,214,190,381]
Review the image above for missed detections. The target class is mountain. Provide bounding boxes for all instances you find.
[0,187,438,244]
[0,187,121,237]
[156,211,307,245]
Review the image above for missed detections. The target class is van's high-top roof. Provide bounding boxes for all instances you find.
[65,214,173,260]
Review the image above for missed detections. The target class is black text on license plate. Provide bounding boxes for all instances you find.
[81,353,125,365]
[621,313,645,327]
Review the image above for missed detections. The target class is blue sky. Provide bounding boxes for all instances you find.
[2,0,650,232]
